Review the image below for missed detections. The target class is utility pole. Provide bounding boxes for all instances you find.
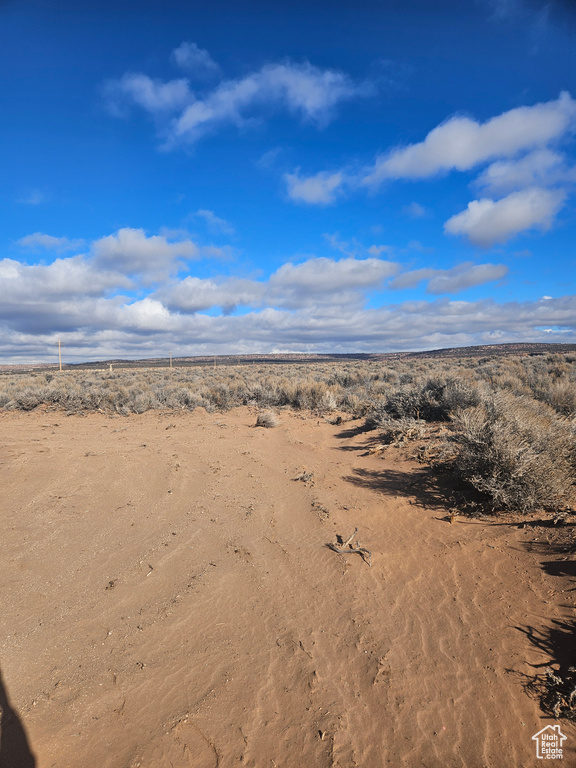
[58,339,62,372]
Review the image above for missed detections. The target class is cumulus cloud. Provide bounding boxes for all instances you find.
[284,170,345,205]
[0,256,131,335]
[18,233,85,252]
[4,292,576,364]
[362,92,576,185]
[159,256,399,314]
[171,42,220,79]
[390,262,508,293]
[3,221,575,363]
[270,256,398,296]
[475,148,571,195]
[284,92,576,245]
[159,276,264,314]
[120,297,175,331]
[444,187,566,246]
[86,244,511,323]
[0,256,128,300]
[92,228,198,278]
[428,264,509,293]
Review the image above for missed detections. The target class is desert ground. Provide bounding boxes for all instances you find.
[1,405,575,767]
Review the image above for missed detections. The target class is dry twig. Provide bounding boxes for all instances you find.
[327,527,372,566]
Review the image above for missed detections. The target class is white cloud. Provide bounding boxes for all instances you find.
[4,292,576,364]
[269,256,398,306]
[105,58,371,147]
[171,42,220,78]
[0,256,130,336]
[0,256,127,299]
[390,268,438,290]
[281,92,575,248]
[285,170,345,205]
[3,221,575,363]
[18,233,85,252]
[103,74,193,117]
[120,297,175,331]
[281,94,575,248]
[475,148,571,195]
[363,92,576,185]
[421,264,500,293]
[3,264,576,362]
[390,262,508,293]
[193,209,235,235]
[427,263,508,293]
[159,276,264,314]
[0,259,21,279]
[170,62,369,145]
[92,228,198,278]
[159,254,507,316]
[158,256,399,315]
[444,187,566,246]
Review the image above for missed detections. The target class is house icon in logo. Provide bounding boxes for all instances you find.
[532,724,567,759]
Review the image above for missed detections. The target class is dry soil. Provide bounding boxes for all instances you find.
[0,407,574,767]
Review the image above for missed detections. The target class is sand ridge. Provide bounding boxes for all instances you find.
[0,407,574,767]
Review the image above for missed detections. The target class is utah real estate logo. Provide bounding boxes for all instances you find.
[532,724,567,760]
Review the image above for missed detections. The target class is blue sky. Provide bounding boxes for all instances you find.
[1,0,575,363]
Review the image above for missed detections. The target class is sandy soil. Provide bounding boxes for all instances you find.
[0,407,574,767]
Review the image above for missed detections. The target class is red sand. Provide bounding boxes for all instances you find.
[1,407,574,766]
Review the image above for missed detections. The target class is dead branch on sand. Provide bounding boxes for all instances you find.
[327,527,372,567]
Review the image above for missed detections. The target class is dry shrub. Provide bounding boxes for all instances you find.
[255,409,280,428]
[544,379,576,416]
[320,389,338,412]
[0,352,574,434]
[363,398,389,430]
[438,376,482,414]
[450,391,576,513]
[377,416,426,446]
[538,665,576,721]
[364,375,481,426]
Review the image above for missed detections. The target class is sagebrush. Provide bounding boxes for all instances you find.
[2,351,576,514]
